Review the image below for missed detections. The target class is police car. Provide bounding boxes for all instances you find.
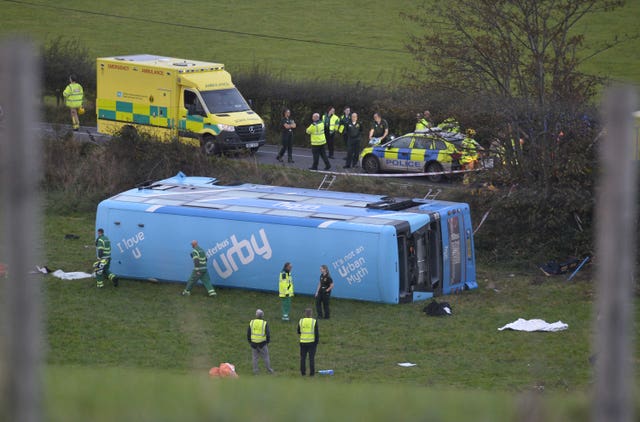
[359,130,463,182]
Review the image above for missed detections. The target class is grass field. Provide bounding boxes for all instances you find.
[21,212,636,419]
[0,0,638,85]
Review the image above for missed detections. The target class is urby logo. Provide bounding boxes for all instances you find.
[207,228,272,279]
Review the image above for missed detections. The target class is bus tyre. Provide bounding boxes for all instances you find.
[362,156,380,174]
[425,162,444,183]
[202,135,219,156]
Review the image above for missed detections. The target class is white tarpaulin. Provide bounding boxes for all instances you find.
[51,269,93,280]
[498,318,568,332]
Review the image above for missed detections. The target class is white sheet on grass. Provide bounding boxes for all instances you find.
[51,269,94,280]
[397,362,417,367]
[498,318,568,332]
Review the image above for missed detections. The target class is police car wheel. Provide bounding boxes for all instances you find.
[425,162,444,183]
[362,156,380,174]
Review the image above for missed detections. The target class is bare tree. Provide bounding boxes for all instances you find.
[403,0,629,107]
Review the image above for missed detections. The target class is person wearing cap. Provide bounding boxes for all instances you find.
[247,309,274,374]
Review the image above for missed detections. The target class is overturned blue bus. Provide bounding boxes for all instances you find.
[95,172,477,304]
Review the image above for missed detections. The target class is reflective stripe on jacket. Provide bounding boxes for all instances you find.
[279,272,294,297]
[299,317,316,343]
[191,246,207,270]
[250,319,267,343]
[96,235,111,259]
[63,82,83,108]
[306,122,326,146]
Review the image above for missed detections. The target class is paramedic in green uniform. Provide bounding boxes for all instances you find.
[278,262,294,321]
[182,240,217,297]
[95,228,118,288]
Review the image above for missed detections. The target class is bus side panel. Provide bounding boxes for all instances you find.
[98,207,401,304]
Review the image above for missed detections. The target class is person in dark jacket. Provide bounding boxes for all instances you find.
[315,264,334,318]
[276,108,296,163]
[343,112,363,168]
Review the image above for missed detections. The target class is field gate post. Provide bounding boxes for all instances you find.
[593,85,638,422]
[0,38,43,422]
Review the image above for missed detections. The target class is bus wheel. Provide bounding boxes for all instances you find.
[362,156,380,174]
[425,162,444,183]
[202,135,219,156]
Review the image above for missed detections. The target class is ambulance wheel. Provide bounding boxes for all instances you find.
[425,162,444,183]
[202,135,220,156]
[121,125,139,140]
[362,155,380,174]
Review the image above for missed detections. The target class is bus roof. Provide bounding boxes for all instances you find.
[100,173,467,231]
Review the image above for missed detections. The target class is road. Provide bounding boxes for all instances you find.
[52,124,449,189]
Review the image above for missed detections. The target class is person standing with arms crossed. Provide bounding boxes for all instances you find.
[63,74,84,131]
[306,113,331,171]
[94,228,118,288]
[315,264,334,319]
[276,108,296,163]
[247,309,275,374]
[181,240,217,297]
[297,308,319,376]
[278,262,294,321]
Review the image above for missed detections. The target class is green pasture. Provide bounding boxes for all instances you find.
[21,212,636,419]
[1,0,639,85]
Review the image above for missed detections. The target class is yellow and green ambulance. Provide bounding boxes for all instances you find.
[96,54,265,154]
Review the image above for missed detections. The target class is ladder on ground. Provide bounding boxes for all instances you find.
[318,174,336,190]
[423,188,441,200]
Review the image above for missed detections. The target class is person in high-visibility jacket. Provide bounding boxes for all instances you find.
[181,240,216,297]
[438,117,461,133]
[323,106,340,159]
[460,128,479,170]
[306,113,331,171]
[415,110,432,131]
[247,309,274,374]
[94,228,118,288]
[297,308,319,376]
[278,262,294,321]
[63,75,84,131]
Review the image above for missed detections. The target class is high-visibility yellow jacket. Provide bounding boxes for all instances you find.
[63,82,84,108]
[415,118,430,131]
[279,271,294,298]
[249,319,267,343]
[306,122,326,146]
[324,114,340,133]
[299,317,317,343]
